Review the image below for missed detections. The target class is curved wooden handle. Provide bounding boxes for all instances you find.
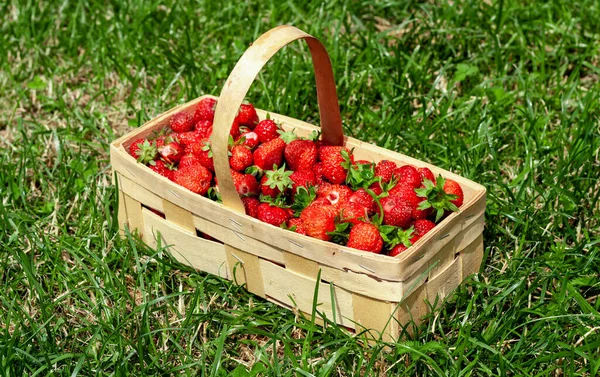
[211,25,344,213]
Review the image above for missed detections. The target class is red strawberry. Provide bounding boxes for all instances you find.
[229,145,253,172]
[242,197,260,218]
[388,184,420,210]
[381,195,413,229]
[177,130,204,148]
[179,153,203,169]
[148,160,174,180]
[348,188,377,215]
[128,138,145,157]
[414,219,436,238]
[229,118,241,139]
[257,203,290,227]
[313,162,326,185]
[173,165,212,195]
[238,131,259,150]
[193,98,217,123]
[316,183,353,208]
[194,120,213,138]
[300,204,337,241]
[287,218,307,235]
[170,112,194,133]
[290,170,316,197]
[255,119,280,143]
[236,103,259,128]
[319,146,352,184]
[347,222,383,253]
[389,244,408,257]
[158,141,183,164]
[231,171,259,196]
[128,139,156,163]
[284,140,318,171]
[418,167,436,185]
[338,201,369,225]
[260,172,289,198]
[443,179,464,207]
[375,160,398,183]
[186,138,214,172]
[395,165,421,188]
[253,138,286,170]
[368,182,383,197]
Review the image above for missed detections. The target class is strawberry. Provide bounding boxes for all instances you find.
[394,165,421,189]
[193,97,217,123]
[257,203,290,227]
[253,138,286,170]
[443,179,464,208]
[389,244,408,257]
[414,219,436,238]
[194,120,213,138]
[129,139,156,164]
[290,170,316,197]
[316,183,353,208]
[338,201,369,225]
[313,162,326,185]
[415,176,461,222]
[177,130,204,148]
[236,103,259,128]
[229,118,241,139]
[148,160,174,180]
[158,140,183,164]
[173,165,212,195]
[179,153,203,169]
[284,140,318,171]
[375,160,398,183]
[287,217,307,235]
[238,131,259,150]
[319,146,352,184]
[255,119,280,143]
[348,188,377,215]
[388,184,420,210]
[300,204,337,241]
[186,138,214,172]
[242,196,260,218]
[418,167,436,185]
[380,195,413,229]
[231,171,259,196]
[290,185,318,215]
[170,112,194,133]
[229,145,253,172]
[128,138,145,157]
[260,166,293,198]
[346,222,383,253]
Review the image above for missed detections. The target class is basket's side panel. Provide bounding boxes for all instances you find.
[122,193,144,236]
[283,252,320,279]
[460,234,484,278]
[225,246,266,297]
[394,283,429,330]
[117,186,128,236]
[260,259,355,328]
[142,208,230,279]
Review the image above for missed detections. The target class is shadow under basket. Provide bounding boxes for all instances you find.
[110,25,486,342]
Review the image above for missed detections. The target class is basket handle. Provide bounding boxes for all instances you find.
[211,25,344,213]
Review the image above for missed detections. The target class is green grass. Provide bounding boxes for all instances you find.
[1,0,600,375]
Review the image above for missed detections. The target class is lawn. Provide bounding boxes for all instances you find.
[1,0,599,375]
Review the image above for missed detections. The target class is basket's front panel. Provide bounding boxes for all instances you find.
[142,208,230,279]
[259,259,355,328]
[225,246,266,297]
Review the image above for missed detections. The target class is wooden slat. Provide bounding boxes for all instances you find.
[318,265,406,302]
[461,234,484,278]
[117,183,128,237]
[193,215,285,264]
[352,294,396,342]
[283,252,319,279]
[427,253,462,301]
[260,259,354,328]
[123,193,143,236]
[141,208,229,279]
[225,246,266,297]
[118,173,164,213]
[394,283,429,330]
[163,200,195,233]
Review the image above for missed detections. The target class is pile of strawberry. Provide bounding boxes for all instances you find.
[128,98,464,256]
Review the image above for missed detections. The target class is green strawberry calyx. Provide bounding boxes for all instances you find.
[415,175,459,222]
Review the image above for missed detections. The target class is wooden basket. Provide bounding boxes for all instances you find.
[110,25,486,341]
